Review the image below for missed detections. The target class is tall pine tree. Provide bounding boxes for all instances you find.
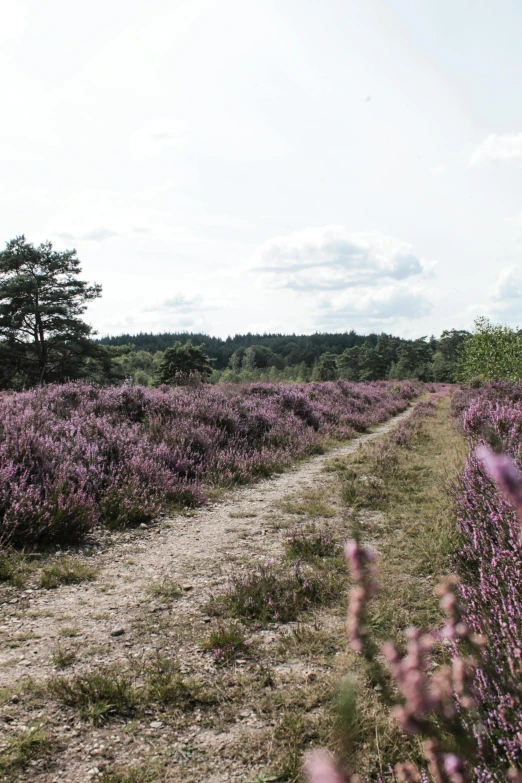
[0,235,102,388]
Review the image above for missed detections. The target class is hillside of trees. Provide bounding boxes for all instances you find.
[98,328,470,385]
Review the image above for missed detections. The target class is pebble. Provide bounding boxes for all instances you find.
[10,695,19,704]
[110,628,125,637]
[150,720,163,728]
[182,584,193,591]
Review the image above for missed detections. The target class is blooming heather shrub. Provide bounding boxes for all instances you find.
[284,524,339,561]
[0,379,418,546]
[214,560,338,624]
[451,380,522,423]
[449,382,522,780]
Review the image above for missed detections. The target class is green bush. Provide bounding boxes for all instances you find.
[459,316,522,381]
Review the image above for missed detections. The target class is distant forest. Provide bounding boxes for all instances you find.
[98,329,469,385]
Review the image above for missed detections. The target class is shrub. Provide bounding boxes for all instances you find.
[0,380,420,546]
[213,561,338,624]
[448,386,522,778]
[459,316,522,382]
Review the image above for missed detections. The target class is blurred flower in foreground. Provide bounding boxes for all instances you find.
[477,445,522,544]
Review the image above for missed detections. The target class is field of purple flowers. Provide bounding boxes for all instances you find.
[0,380,418,547]
[450,382,522,781]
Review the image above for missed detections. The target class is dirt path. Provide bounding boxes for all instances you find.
[0,403,418,782]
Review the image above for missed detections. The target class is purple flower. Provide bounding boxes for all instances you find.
[476,445,522,521]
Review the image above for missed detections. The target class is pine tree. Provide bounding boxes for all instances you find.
[155,341,214,386]
[0,235,102,388]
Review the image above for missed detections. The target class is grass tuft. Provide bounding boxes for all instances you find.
[284,524,339,561]
[48,667,138,724]
[99,767,157,783]
[39,555,97,589]
[0,725,50,775]
[280,487,336,519]
[202,622,252,665]
[143,655,206,707]
[210,560,341,625]
[51,643,77,669]
[146,578,182,601]
[0,550,31,588]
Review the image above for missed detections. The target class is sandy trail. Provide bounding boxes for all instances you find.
[0,403,423,783]
[0,404,415,690]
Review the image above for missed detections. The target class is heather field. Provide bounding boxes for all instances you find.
[2,381,522,783]
[449,382,522,780]
[0,379,418,547]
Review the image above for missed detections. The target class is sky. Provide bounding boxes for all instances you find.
[2,0,522,340]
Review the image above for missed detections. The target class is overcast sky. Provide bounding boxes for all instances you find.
[2,0,522,339]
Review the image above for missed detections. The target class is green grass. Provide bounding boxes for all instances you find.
[280,487,336,518]
[39,555,97,589]
[143,656,206,707]
[48,667,139,724]
[278,624,345,661]
[99,767,158,783]
[209,560,341,625]
[284,523,339,561]
[0,551,31,588]
[0,725,50,777]
[51,643,77,669]
[344,398,465,641]
[312,394,467,780]
[59,625,79,637]
[48,656,214,723]
[146,578,182,601]
[202,622,252,665]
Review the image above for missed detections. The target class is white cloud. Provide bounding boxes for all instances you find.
[142,294,203,313]
[250,227,428,291]
[129,119,188,160]
[57,227,121,243]
[101,300,213,335]
[315,283,432,328]
[467,266,522,326]
[46,196,176,245]
[470,133,522,165]
[492,265,522,301]
[0,0,26,40]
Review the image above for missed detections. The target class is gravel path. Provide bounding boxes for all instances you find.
[0,402,418,783]
[0,403,415,689]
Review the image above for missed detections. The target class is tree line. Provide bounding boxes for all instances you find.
[106,329,469,386]
[0,235,519,390]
